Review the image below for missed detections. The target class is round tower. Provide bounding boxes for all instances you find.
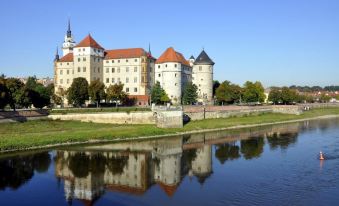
[192,50,215,104]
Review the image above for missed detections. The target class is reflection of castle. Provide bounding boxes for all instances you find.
[55,137,213,204]
[54,122,303,205]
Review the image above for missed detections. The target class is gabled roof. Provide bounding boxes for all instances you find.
[156,47,190,66]
[189,55,195,59]
[58,53,73,62]
[104,48,147,59]
[75,34,104,49]
[194,50,215,65]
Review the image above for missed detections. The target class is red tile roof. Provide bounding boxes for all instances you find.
[155,47,190,66]
[157,182,179,197]
[58,53,73,62]
[75,34,104,49]
[104,48,147,59]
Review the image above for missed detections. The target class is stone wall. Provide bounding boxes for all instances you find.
[155,111,183,128]
[183,105,302,121]
[0,109,48,123]
[48,111,155,124]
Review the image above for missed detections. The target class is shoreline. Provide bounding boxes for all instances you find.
[1,114,338,154]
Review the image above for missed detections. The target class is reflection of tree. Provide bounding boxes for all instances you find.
[182,149,197,169]
[240,137,264,159]
[0,152,51,190]
[69,152,90,178]
[106,155,129,175]
[68,152,107,178]
[266,132,298,150]
[215,143,240,164]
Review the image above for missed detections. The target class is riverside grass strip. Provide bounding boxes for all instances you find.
[1,107,339,152]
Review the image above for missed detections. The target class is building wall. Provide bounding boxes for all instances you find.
[54,61,74,91]
[192,64,213,104]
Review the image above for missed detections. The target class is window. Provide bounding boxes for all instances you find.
[158,65,160,69]
[134,67,137,72]
[106,68,109,73]
[60,70,63,75]
[126,77,129,83]
[78,49,81,52]
[112,67,115,73]
[60,79,63,84]
[118,78,121,83]
[78,58,80,62]
[106,78,109,83]
[117,67,120,73]
[150,67,152,72]
[83,57,86,61]
[158,74,161,77]
[141,76,145,83]
[126,59,128,62]
[118,60,120,63]
[175,73,177,77]
[82,48,85,51]
[83,67,86,72]
[134,59,137,62]
[112,78,115,83]
[106,61,109,63]
[126,87,129,92]
[199,66,202,71]
[112,60,114,63]
[142,66,145,72]
[78,67,81,72]
[134,88,137,92]
[97,67,100,73]
[126,67,129,72]
[165,64,167,68]
[67,79,69,84]
[175,64,177,68]
[67,70,69,74]
[133,77,137,83]
[175,83,177,86]
[67,63,69,65]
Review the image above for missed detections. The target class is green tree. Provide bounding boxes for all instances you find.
[160,91,170,104]
[268,88,282,104]
[5,78,24,110]
[31,83,51,108]
[213,80,220,96]
[319,93,331,103]
[242,81,265,103]
[151,81,163,104]
[280,87,298,105]
[67,77,89,107]
[16,87,33,108]
[106,83,127,107]
[88,79,106,107]
[182,82,198,105]
[0,77,9,110]
[215,80,242,105]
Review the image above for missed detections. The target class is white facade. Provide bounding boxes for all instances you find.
[192,64,213,104]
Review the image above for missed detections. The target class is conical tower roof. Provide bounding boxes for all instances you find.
[194,50,214,65]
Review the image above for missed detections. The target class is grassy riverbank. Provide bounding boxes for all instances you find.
[1,107,339,152]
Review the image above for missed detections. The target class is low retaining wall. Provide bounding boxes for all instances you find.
[183,105,303,121]
[0,109,49,123]
[48,111,155,124]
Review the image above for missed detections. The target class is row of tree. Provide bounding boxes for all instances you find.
[214,80,265,105]
[289,85,339,92]
[0,75,53,110]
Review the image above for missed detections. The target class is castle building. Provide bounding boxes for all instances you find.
[155,47,192,104]
[54,21,214,106]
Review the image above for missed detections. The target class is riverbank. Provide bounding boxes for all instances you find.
[1,107,339,153]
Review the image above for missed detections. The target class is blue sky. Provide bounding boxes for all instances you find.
[0,0,338,87]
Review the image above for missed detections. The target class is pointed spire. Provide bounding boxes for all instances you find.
[67,18,72,38]
[54,47,60,61]
[148,43,151,55]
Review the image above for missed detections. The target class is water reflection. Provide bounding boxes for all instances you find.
[0,152,51,190]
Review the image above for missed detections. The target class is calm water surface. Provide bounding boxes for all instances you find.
[1,118,339,206]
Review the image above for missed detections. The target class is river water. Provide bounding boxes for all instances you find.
[1,118,339,206]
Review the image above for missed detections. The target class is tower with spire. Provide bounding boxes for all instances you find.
[192,49,215,104]
[62,19,76,56]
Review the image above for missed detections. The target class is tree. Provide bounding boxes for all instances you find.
[268,88,282,104]
[88,79,106,107]
[106,83,127,107]
[182,82,198,105]
[151,81,163,104]
[213,80,220,96]
[215,80,242,105]
[16,87,33,108]
[160,91,170,104]
[319,93,331,103]
[0,78,9,110]
[280,87,298,105]
[31,83,51,108]
[5,78,24,110]
[242,81,265,103]
[67,77,89,107]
